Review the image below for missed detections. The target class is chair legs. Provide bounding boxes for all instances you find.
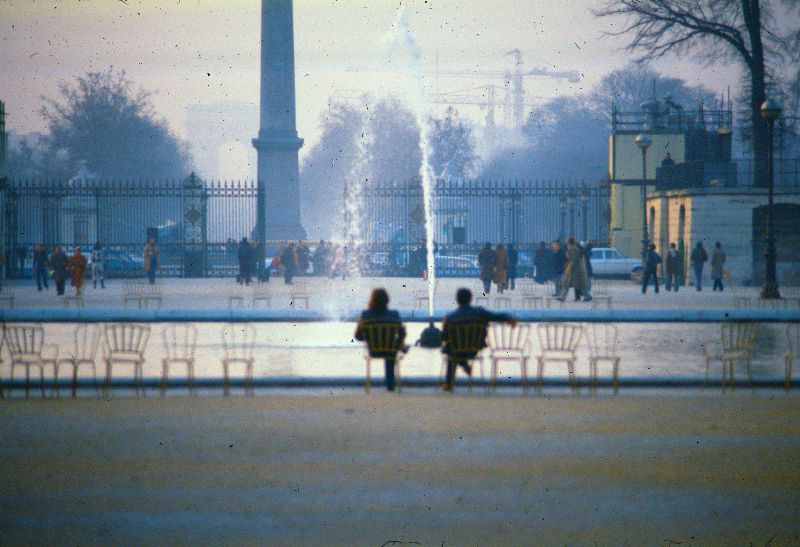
[786,356,793,391]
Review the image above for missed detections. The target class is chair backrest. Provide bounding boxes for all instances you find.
[487,323,531,353]
[162,323,198,361]
[786,324,799,357]
[756,298,784,311]
[360,322,405,355]
[447,322,489,356]
[584,323,619,359]
[537,323,583,354]
[221,323,257,361]
[721,323,759,351]
[5,324,45,357]
[72,324,102,361]
[732,296,753,310]
[291,281,309,295]
[142,280,163,295]
[104,323,151,356]
[592,279,609,296]
[124,280,143,296]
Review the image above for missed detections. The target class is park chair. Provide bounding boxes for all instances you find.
[473,281,490,306]
[785,324,799,391]
[492,295,512,309]
[0,290,16,309]
[103,323,151,396]
[251,283,273,308]
[140,280,164,309]
[123,281,144,309]
[414,289,430,310]
[227,283,248,309]
[289,281,310,309]
[358,322,407,394]
[732,295,754,309]
[5,324,59,399]
[703,322,760,389]
[63,294,84,309]
[486,322,532,392]
[58,324,102,398]
[535,323,584,394]
[221,323,257,396]
[545,294,565,309]
[521,283,544,309]
[440,321,489,392]
[591,280,613,309]
[161,323,198,396]
[584,323,621,393]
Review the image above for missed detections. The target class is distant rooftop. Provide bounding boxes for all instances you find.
[612,96,733,134]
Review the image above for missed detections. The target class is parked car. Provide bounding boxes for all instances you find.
[589,247,642,277]
[433,255,480,278]
[99,250,145,278]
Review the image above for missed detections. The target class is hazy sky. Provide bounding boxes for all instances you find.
[1,0,743,159]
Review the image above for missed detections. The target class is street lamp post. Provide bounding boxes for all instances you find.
[761,99,781,299]
[635,133,652,270]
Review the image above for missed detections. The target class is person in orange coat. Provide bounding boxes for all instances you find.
[67,247,88,296]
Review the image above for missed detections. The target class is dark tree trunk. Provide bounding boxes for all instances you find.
[743,0,770,188]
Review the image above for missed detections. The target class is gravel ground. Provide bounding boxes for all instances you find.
[2,392,800,545]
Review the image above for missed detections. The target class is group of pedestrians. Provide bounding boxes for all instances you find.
[28,244,99,296]
[641,240,727,293]
[234,237,266,286]
[531,239,594,302]
[477,243,519,294]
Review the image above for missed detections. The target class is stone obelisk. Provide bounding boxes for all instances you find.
[252,0,306,241]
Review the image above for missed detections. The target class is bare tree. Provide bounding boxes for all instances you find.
[594,0,782,186]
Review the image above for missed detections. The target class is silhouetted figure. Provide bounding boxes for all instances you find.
[551,240,567,297]
[68,247,88,296]
[641,243,662,294]
[50,245,69,296]
[507,244,519,290]
[665,243,682,292]
[478,243,495,294]
[661,152,676,168]
[690,242,708,291]
[711,242,727,292]
[91,243,105,289]
[33,243,49,291]
[354,288,407,392]
[143,239,160,284]
[441,288,515,391]
[237,237,254,285]
[281,242,296,284]
[534,241,550,284]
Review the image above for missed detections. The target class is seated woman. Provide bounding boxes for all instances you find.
[354,288,406,391]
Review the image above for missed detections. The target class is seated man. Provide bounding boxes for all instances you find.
[354,288,406,391]
[441,288,516,391]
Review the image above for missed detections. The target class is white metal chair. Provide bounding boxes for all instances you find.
[289,281,310,309]
[5,324,58,398]
[221,323,257,396]
[492,295,512,309]
[251,283,273,308]
[58,324,102,398]
[0,290,16,309]
[473,281,490,306]
[227,283,247,309]
[584,323,621,393]
[161,323,198,396]
[486,323,532,392]
[63,294,85,309]
[545,295,565,309]
[358,322,407,394]
[703,322,759,388]
[590,280,613,309]
[123,281,144,309]
[786,324,799,391]
[414,290,430,310]
[536,323,584,393]
[140,280,164,309]
[103,323,151,396]
[520,283,545,309]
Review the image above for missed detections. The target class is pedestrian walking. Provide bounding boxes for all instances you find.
[690,242,708,291]
[253,238,266,281]
[664,243,682,292]
[478,243,495,294]
[507,243,519,290]
[237,237,254,285]
[354,288,407,392]
[281,242,297,284]
[312,240,326,276]
[143,239,160,284]
[33,243,49,291]
[583,240,594,291]
[557,238,592,302]
[711,242,727,292]
[641,243,662,294]
[91,243,105,289]
[533,241,550,284]
[551,240,567,297]
[494,244,508,294]
[297,242,310,276]
[49,245,69,296]
[68,247,88,296]
[15,245,27,278]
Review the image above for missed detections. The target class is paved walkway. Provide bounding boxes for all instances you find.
[2,393,799,544]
